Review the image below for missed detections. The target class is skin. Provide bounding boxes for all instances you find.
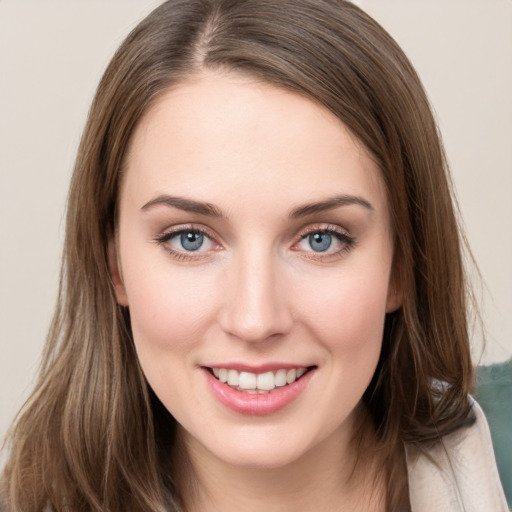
[111,71,401,511]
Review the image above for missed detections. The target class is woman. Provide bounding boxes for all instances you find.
[0,0,507,510]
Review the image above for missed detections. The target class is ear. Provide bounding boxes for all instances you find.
[108,238,129,306]
[385,263,403,313]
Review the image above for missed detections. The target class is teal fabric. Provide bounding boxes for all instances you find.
[475,359,512,508]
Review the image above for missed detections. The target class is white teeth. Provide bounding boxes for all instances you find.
[210,366,309,392]
[286,369,296,384]
[227,369,239,386]
[275,369,287,387]
[238,371,257,389]
[257,371,275,391]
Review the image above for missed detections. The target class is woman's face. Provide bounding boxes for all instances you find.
[112,71,400,469]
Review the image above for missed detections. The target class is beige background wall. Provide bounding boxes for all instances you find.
[1,0,511,439]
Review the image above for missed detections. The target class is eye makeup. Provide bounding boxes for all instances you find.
[292,223,356,262]
[153,221,356,264]
[153,223,222,261]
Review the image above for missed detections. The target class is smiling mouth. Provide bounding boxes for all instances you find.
[206,366,315,394]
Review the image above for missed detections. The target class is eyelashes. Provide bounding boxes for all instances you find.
[154,223,356,262]
[293,225,355,259]
[154,225,220,261]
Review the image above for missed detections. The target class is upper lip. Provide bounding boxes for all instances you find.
[203,363,315,373]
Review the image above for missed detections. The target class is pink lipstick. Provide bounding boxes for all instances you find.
[202,365,315,415]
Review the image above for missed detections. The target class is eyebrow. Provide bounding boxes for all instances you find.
[141,195,224,217]
[141,193,373,218]
[290,195,374,218]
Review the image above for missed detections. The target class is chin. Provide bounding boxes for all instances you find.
[184,418,338,471]
[213,441,308,470]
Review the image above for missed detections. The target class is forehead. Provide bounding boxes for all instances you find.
[122,71,388,215]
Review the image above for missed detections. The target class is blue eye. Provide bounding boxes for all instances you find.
[295,227,354,257]
[307,232,332,252]
[156,227,218,257]
[180,231,204,251]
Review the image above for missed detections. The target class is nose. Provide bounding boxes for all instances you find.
[219,246,293,343]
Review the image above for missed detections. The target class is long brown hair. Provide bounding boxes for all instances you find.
[1,1,475,510]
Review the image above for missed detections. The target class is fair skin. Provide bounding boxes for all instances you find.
[111,71,401,512]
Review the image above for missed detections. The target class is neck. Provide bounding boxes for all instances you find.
[173,405,386,512]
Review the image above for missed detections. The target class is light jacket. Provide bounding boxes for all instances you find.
[407,399,508,511]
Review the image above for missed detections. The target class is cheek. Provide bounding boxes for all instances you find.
[297,266,390,357]
[122,260,222,413]
[296,269,389,421]
[123,258,219,354]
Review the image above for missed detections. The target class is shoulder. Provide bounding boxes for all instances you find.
[406,398,508,512]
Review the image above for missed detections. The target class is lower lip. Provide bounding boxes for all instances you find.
[202,368,315,415]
